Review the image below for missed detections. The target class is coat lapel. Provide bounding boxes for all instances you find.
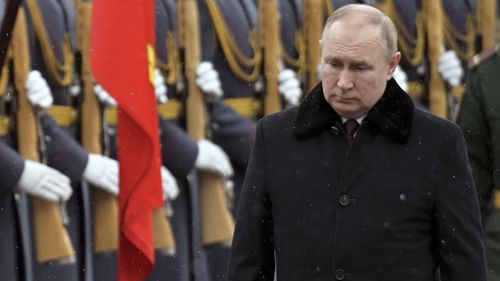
[293,78,415,144]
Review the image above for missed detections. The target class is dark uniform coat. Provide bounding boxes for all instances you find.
[228,79,487,281]
[457,47,500,281]
[25,0,91,279]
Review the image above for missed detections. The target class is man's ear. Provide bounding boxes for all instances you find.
[387,52,401,79]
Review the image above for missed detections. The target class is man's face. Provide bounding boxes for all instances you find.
[321,20,400,119]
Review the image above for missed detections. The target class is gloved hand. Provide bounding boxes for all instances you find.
[16,160,73,202]
[154,68,168,104]
[25,70,53,109]
[278,69,302,106]
[254,76,264,93]
[392,65,408,92]
[94,84,117,107]
[161,166,179,200]
[438,50,464,87]
[196,62,223,99]
[83,153,119,195]
[195,140,233,178]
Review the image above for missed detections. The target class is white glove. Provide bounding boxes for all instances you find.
[83,153,119,195]
[278,69,302,106]
[25,70,53,109]
[254,76,264,93]
[438,50,464,87]
[392,65,408,92]
[196,62,223,99]
[161,166,179,200]
[16,160,72,202]
[154,68,168,104]
[94,84,117,107]
[195,140,233,177]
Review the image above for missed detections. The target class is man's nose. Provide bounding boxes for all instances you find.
[337,70,354,90]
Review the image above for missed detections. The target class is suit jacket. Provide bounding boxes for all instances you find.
[228,79,487,281]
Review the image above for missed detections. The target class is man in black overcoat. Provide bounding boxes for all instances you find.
[227,4,487,281]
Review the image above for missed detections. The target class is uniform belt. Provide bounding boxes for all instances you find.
[223,97,261,118]
[47,105,78,127]
[407,81,424,99]
[494,191,500,209]
[104,108,117,126]
[0,116,11,136]
[105,99,183,126]
[452,85,465,101]
[158,100,183,120]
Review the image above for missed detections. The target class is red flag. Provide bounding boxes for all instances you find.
[91,0,163,280]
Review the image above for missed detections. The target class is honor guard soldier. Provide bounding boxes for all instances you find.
[457,16,500,281]
[197,0,302,279]
[386,0,464,119]
[440,0,493,119]
[152,0,235,280]
[93,0,234,279]
[23,0,121,279]
[0,3,72,280]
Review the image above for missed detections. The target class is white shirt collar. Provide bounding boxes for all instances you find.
[341,114,366,125]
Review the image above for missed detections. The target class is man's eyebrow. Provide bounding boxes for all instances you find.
[351,59,368,65]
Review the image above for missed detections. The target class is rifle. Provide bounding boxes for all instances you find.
[303,0,323,93]
[179,0,234,245]
[77,0,119,254]
[260,0,282,115]
[477,0,497,49]
[423,0,447,119]
[12,6,75,263]
[0,0,20,69]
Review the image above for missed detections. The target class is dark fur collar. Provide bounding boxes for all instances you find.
[293,78,414,143]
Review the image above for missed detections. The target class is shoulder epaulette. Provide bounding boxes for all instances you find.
[468,45,499,69]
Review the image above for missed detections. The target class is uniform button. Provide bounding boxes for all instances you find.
[335,268,345,280]
[338,194,350,207]
[330,125,340,135]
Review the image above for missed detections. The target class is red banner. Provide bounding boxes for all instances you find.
[91,0,163,280]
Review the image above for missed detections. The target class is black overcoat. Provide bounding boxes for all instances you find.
[227,79,487,281]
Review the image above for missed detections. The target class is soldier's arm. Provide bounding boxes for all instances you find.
[158,117,198,178]
[209,101,256,170]
[0,141,25,193]
[39,114,89,184]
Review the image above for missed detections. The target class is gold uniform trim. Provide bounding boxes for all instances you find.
[0,116,11,136]
[104,108,117,126]
[105,99,183,126]
[26,0,74,86]
[47,105,78,126]
[158,100,183,120]
[223,97,261,118]
[495,191,500,209]
[407,81,424,99]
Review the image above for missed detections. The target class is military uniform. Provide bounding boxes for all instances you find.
[441,0,477,116]
[386,0,429,103]
[197,0,262,280]
[24,0,92,279]
[0,117,24,281]
[279,0,304,82]
[457,46,500,281]
[147,0,200,280]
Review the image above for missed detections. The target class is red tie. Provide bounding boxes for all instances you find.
[343,119,360,145]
